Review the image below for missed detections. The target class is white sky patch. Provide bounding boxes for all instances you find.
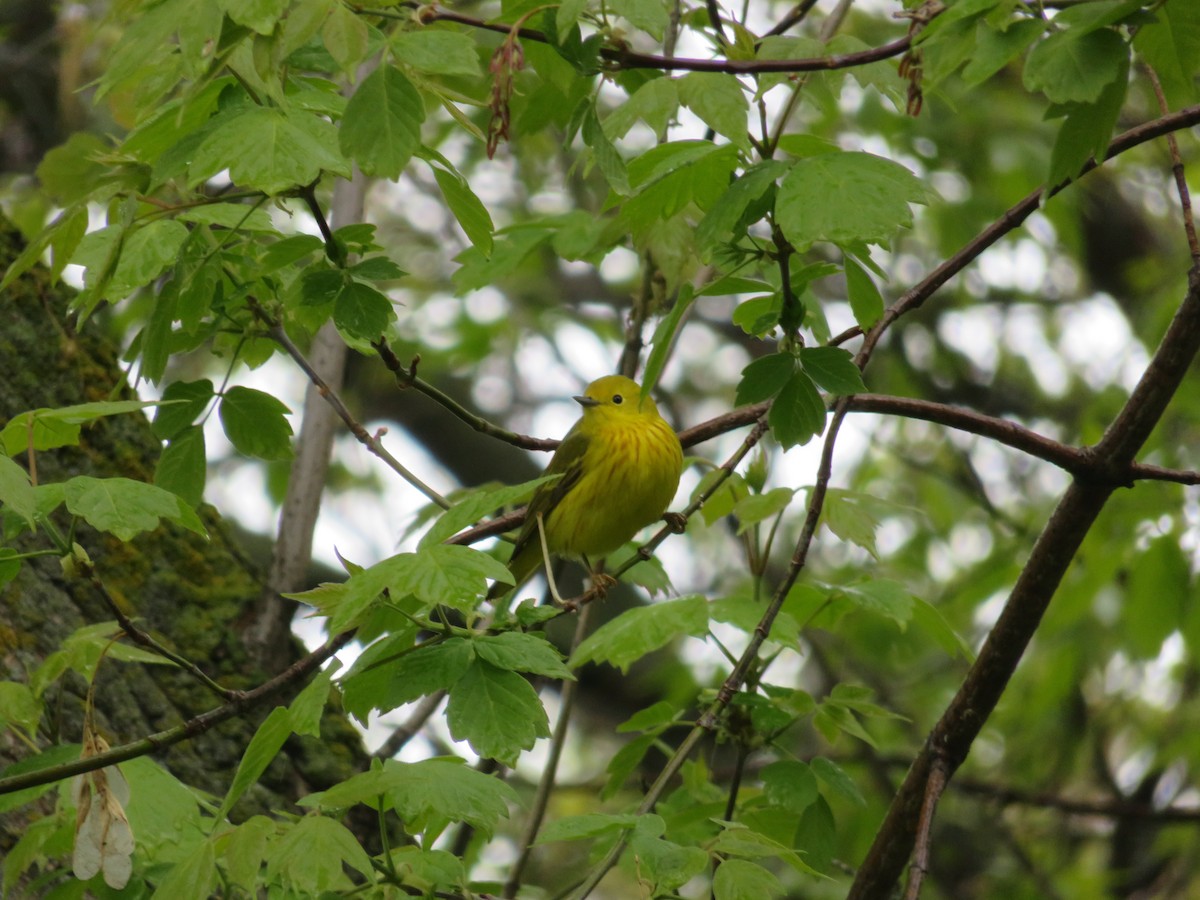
[1056,295,1143,392]
[937,306,1003,380]
[1006,303,1068,396]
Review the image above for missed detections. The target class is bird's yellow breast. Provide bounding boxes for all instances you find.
[544,413,682,558]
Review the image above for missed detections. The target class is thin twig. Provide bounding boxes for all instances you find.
[503,605,592,898]
[372,690,446,760]
[372,4,929,74]
[245,299,450,509]
[858,103,1200,364]
[0,629,355,795]
[903,755,948,900]
[374,339,555,451]
[765,0,822,36]
[78,558,238,702]
[1145,65,1200,263]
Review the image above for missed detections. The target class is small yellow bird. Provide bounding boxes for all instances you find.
[491,374,683,601]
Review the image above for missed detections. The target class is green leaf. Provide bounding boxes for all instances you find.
[839,579,915,627]
[731,294,782,336]
[642,284,695,398]
[571,595,708,673]
[432,165,495,255]
[583,104,630,195]
[556,0,590,42]
[1046,52,1129,186]
[266,816,373,893]
[148,838,217,900]
[617,700,679,734]
[223,817,276,892]
[621,142,739,239]
[799,347,867,395]
[1023,27,1128,104]
[63,476,207,540]
[0,744,79,813]
[538,813,641,842]
[341,636,470,721]
[629,829,709,893]
[736,353,796,406]
[151,379,214,440]
[334,280,395,341]
[155,426,206,507]
[604,76,679,140]
[419,476,557,548]
[843,256,884,329]
[696,160,789,254]
[962,19,1045,86]
[219,387,294,461]
[192,107,350,195]
[608,0,669,39]
[912,597,974,660]
[711,857,784,898]
[1134,1,1200,107]
[74,219,189,302]
[215,0,286,34]
[473,632,574,679]
[710,830,816,878]
[116,755,203,859]
[393,757,518,837]
[1,204,88,290]
[602,733,656,798]
[776,152,934,248]
[811,756,865,805]
[0,681,41,736]
[219,706,292,819]
[289,660,338,738]
[176,203,275,232]
[676,72,751,152]
[795,795,836,871]
[733,488,796,534]
[0,456,36,527]
[303,758,517,837]
[1125,535,1190,659]
[35,133,111,206]
[407,544,513,611]
[446,660,551,764]
[340,64,425,180]
[767,371,825,448]
[822,488,881,556]
[392,30,482,76]
[761,760,819,813]
[260,234,325,273]
[322,2,371,75]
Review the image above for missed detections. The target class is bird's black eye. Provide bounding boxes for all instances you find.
[612,394,624,404]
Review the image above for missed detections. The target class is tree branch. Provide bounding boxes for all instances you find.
[0,629,355,795]
[390,3,929,74]
[848,264,1200,899]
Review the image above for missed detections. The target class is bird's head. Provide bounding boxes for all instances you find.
[574,375,661,421]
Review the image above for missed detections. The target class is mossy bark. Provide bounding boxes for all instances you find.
[0,217,368,854]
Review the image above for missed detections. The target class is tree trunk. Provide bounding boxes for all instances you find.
[0,216,369,856]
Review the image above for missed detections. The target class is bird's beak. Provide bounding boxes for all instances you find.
[574,395,599,407]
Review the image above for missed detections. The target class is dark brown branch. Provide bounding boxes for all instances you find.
[848,265,1200,899]
[412,5,922,74]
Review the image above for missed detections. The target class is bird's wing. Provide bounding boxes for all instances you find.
[509,423,590,562]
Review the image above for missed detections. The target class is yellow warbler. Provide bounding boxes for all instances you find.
[491,374,683,600]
